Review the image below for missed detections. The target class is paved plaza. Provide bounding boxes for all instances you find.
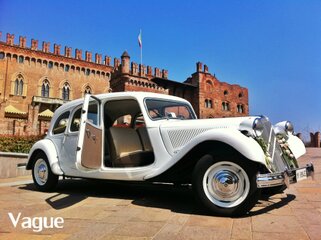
[0,148,320,240]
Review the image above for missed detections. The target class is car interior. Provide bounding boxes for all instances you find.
[103,99,155,168]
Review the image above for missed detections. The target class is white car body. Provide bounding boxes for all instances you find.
[27,92,314,216]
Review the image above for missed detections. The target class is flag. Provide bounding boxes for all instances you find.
[138,30,142,48]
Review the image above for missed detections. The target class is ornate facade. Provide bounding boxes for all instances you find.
[0,32,248,136]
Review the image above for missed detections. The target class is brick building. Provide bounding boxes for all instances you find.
[0,32,248,136]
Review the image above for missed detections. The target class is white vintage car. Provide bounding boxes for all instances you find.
[27,92,314,216]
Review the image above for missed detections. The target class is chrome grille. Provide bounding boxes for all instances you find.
[261,118,290,172]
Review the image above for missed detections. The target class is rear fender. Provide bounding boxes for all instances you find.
[27,139,63,175]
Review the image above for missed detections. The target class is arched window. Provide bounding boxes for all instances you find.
[41,79,50,98]
[205,99,213,109]
[62,82,70,100]
[237,104,244,113]
[84,85,92,96]
[222,101,230,111]
[18,56,24,63]
[14,75,24,96]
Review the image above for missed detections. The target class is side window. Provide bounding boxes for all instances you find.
[164,106,191,119]
[88,103,98,126]
[70,108,81,132]
[52,111,70,135]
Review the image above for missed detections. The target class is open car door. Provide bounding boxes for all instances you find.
[76,94,103,171]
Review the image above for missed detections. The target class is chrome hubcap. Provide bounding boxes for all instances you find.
[34,158,48,186]
[212,170,239,200]
[203,161,250,208]
[38,164,47,181]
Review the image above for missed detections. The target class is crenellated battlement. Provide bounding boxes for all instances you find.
[1,32,113,67]
[119,51,168,79]
[0,32,169,78]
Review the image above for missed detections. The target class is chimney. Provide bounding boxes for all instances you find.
[147,66,152,75]
[196,62,203,72]
[204,64,208,73]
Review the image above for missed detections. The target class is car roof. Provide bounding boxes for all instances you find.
[52,91,191,117]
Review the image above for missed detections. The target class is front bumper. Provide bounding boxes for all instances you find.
[256,163,314,188]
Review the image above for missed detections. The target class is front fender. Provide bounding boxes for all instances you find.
[176,128,266,165]
[287,134,306,159]
[145,128,266,179]
[27,139,64,175]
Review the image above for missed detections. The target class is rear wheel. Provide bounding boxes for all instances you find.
[192,155,260,216]
[32,153,58,192]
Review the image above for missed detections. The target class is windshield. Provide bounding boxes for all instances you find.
[145,99,196,120]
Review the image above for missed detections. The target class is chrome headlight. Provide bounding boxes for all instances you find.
[274,121,294,135]
[253,118,264,137]
[285,121,294,134]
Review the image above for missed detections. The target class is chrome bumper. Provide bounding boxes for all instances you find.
[256,163,314,188]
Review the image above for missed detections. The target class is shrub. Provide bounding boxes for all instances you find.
[0,135,44,153]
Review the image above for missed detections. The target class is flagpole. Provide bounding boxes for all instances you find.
[140,29,143,66]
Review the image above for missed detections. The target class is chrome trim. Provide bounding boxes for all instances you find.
[257,163,314,188]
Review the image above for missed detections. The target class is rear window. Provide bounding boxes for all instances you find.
[52,111,70,135]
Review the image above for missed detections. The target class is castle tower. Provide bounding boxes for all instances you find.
[121,51,130,74]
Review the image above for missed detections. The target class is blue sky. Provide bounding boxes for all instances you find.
[0,0,320,137]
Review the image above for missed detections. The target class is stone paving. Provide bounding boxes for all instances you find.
[0,148,320,240]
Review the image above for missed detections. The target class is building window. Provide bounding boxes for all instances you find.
[14,75,24,96]
[84,86,92,96]
[0,52,5,59]
[62,82,70,100]
[86,69,90,76]
[64,65,70,72]
[41,79,50,98]
[224,90,228,96]
[237,104,244,113]
[238,92,243,98]
[222,101,230,111]
[48,61,53,69]
[205,99,213,108]
[18,56,24,63]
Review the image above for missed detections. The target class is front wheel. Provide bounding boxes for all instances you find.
[32,153,58,192]
[192,155,260,216]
